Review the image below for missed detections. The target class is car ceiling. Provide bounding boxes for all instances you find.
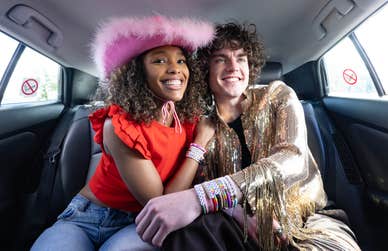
[0,0,386,77]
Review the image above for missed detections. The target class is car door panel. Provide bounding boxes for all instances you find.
[0,104,64,136]
[324,97,388,197]
[323,96,388,249]
[0,103,64,250]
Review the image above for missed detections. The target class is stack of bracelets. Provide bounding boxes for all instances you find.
[186,143,206,162]
[194,176,238,214]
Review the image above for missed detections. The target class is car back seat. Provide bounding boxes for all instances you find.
[14,105,101,251]
[18,63,363,250]
[47,105,101,224]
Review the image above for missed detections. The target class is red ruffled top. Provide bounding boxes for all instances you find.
[88,104,196,212]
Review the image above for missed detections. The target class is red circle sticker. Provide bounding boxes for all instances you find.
[21,79,39,95]
[342,69,357,85]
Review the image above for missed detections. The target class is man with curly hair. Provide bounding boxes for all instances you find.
[136,22,361,251]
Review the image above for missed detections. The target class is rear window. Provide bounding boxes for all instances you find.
[0,31,61,105]
[322,4,387,98]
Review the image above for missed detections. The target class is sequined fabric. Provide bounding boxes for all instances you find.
[205,81,326,205]
[202,81,359,250]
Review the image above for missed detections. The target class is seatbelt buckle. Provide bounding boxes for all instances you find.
[47,149,61,164]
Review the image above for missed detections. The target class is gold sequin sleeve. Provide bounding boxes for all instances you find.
[230,81,310,211]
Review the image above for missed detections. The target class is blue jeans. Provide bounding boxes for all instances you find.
[31,194,157,251]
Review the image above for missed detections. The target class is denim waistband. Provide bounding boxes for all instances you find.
[71,194,92,211]
[71,194,137,218]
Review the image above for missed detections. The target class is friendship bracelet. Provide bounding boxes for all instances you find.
[210,180,223,209]
[224,175,238,207]
[200,176,240,213]
[217,177,232,208]
[190,143,206,153]
[215,178,228,209]
[186,145,205,162]
[194,184,208,214]
[202,181,218,211]
[209,181,221,209]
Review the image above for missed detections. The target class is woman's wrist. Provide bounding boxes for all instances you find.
[186,143,206,163]
[192,139,207,149]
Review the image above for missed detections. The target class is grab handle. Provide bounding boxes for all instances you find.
[7,4,63,48]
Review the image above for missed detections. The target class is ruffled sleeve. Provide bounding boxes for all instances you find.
[89,106,110,145]
[89,105,151,159]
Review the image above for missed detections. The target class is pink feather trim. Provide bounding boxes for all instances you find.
[92,15,214,78]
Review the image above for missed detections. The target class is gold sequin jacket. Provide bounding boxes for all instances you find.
[202,80,328,249]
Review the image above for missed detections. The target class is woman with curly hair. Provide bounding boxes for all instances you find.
[136,22,360,251]
[31,15,214,251]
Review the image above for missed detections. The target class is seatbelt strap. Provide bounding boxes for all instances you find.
[36,108,75,226]
[312,103,337,200]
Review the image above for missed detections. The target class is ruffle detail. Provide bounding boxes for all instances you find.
[89,104,151,159]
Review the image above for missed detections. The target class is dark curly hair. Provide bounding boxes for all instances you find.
[94,48,207,124]
[197,22,266,110]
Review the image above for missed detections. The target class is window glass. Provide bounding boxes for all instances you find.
[323,37,377,98]
[354,4,388,93]
[0,32,18,80]
[2,47,60,104]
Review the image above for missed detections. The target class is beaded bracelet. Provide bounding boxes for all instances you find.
[196,175,239,214]
[190,143,206,153]
[202,181,217,211]
[194,184,208,214]
[186,144,205,162]
[215,178,227,209]
[217,177,232,208]
[225,175,238,207]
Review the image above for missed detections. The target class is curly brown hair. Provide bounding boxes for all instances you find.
[95,48,207,124]
[197,22,266,110]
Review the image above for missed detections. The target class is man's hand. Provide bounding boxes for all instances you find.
[135,189,202,247]
[223,205,287,245]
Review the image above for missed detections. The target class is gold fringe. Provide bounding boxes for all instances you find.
[240,163,326,251]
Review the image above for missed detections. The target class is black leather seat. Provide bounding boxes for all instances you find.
[15,105,102,250]
[47,105,102,224]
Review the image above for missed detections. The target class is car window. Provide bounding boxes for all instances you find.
[322,4,387,98]
[0,32,18,80]
[323,37,377,98]
[0,33,61,105]
[354,5,388,93]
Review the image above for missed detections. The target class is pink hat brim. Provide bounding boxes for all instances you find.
[92,16,214,78]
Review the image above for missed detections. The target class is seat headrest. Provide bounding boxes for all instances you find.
[257,62,283,84]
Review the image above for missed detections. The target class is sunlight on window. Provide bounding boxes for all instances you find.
[355,4,388,93]
[323,37,377,98]
[2,47,60,104]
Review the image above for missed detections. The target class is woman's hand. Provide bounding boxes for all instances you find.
[135,188,202,247]
[193,116,215,147]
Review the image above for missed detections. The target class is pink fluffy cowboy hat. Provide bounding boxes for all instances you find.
[92,15,214,79]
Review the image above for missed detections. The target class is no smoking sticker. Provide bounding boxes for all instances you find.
[21,79,39,96]
[342,69,357,85]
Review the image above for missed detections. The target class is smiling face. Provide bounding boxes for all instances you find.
[208,47,249,103]
[143,45,189,102]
